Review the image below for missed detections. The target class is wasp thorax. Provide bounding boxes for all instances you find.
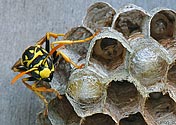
[22,45,48,68]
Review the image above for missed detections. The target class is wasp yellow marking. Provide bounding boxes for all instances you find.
[29,50,34,54]
[33,59,43,68]
[44,61,49,67]
[25,55,28,60]
[34,70,40,75]
[26,50,43,67]
[40,68,51,78]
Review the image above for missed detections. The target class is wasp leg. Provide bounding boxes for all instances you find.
[22,77,49,115]
[22,77,62,115]
[50,31,99,49]
[36,32,65,53]
[56,50,84,69]
[11,58,26,72]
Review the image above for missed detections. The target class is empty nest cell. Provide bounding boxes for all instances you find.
[105,80,140,122]
[48,96,81,125]
[83,2,116,31]
[113,10,146,39]
[92,37,126,69]
[119,112,147,125]
[82,113,115,125]
[107,80,139,111]
[145,93,176,124]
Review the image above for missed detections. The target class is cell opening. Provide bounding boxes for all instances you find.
[107,80,139,113]
[149,92,163,99]
[150,10,175,41]
[92,38,126,69]
[145,93,176,124]
[113,10,146,39]
[119,112,147,125]
[83,2,116,31]
[81,113,116,125]
[48,96,81,125]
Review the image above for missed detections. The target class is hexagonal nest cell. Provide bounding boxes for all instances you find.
[113,10,147,39]
[128,37,169,88]
[48,96,81,125]
[82,113,116,125]
[106,81,140,115]
[91,37,126,70]
[83,2,116,31]
[150,10,176,41]
[105,80,141,122]
[66,68,107,118]
[144,93,176,125]
[51,57,71,94]
[119,112,147,125]
[150,10,176,60]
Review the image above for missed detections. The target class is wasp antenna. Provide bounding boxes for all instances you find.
[11,68,37,84]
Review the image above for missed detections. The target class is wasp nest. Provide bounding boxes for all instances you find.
[36,2,176,125]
